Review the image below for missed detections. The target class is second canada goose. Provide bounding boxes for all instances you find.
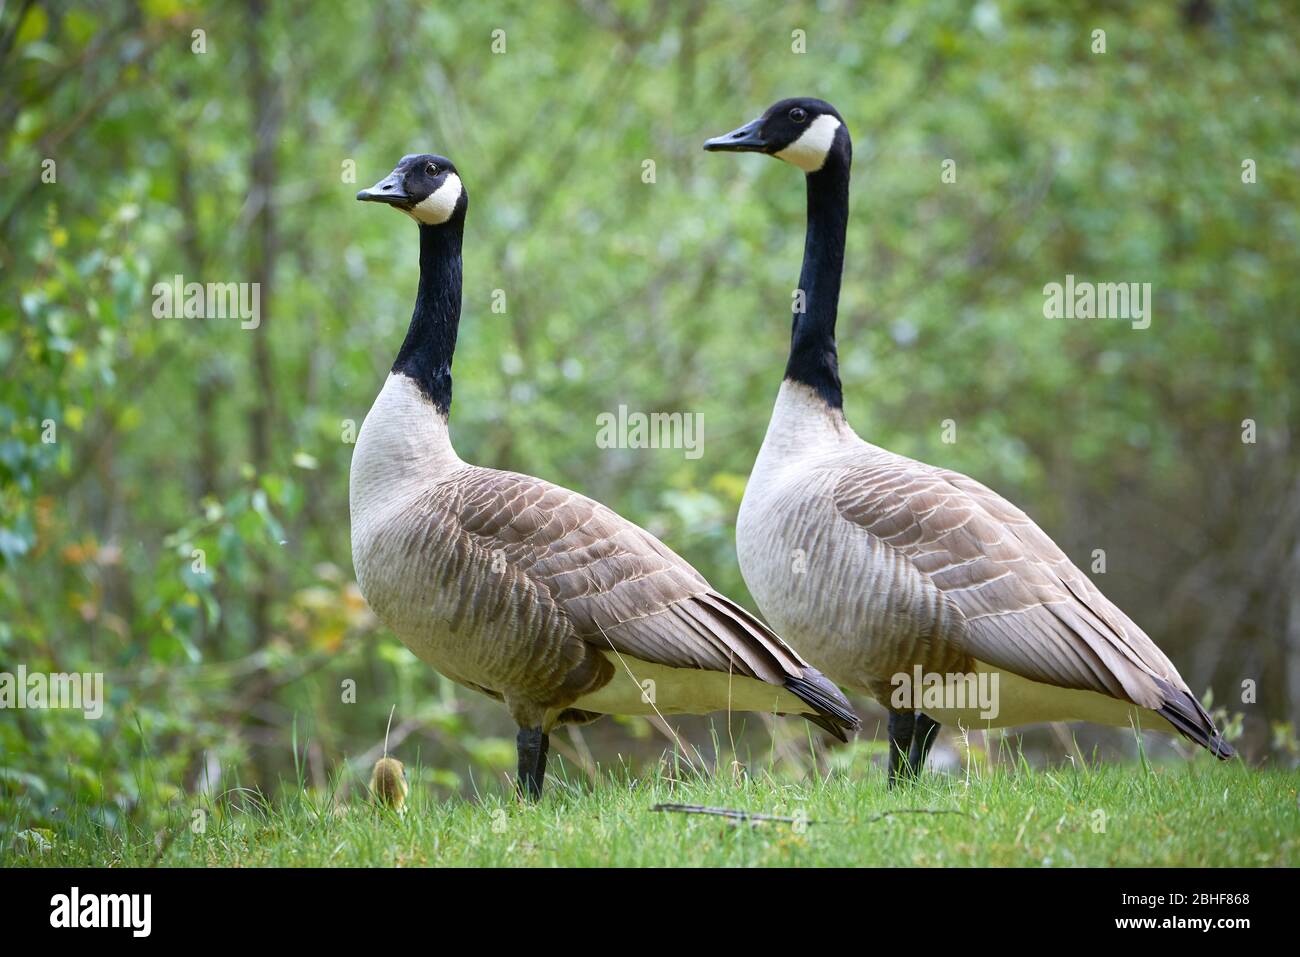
[350,152,858,800]
[704,99,1234,783]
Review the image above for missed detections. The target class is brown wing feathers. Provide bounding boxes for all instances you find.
[691,592,858,739]
[456,468,858,737]
[834,459,1232,758]
[1154,678,1235,758]
[784,669,860,740]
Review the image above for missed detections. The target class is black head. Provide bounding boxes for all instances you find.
[704,98,848,172]
[356,153,468,225]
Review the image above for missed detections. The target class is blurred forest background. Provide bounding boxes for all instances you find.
[2,0,1299,832]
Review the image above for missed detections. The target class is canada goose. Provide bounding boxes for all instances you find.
[350,152,858,800]
[704,99,1234,783]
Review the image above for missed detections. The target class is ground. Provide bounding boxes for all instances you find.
[6,755,1297,867]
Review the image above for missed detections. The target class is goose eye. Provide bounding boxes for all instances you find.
[425,162,439,176]
[790,107,807,123]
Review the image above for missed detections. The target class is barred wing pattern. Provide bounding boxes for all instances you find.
[449,466,857,736]
[831,454,1231,756]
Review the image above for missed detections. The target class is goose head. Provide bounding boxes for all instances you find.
[704,97,848,173]
[357,153,467,225]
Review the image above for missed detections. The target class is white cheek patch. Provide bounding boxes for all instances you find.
[408,173,463,225]
[775,114,842,172]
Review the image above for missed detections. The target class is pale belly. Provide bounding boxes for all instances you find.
[567,651,809,718]
[902,661,1180,735]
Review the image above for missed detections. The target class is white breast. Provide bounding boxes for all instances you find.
[349,374,475,673]
[737,383,869,680]
[566,652,812,721]
[736,382,955,696]
[349,373,460,527]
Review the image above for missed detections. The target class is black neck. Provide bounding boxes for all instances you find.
[393,221,463,415]
[784,143,849,409]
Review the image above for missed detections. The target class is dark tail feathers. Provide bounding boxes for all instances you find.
[785,668,860,742]
[1154,678,1236,760]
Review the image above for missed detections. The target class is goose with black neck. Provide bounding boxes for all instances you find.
[349,151,859,800]
[705,98,1233,784]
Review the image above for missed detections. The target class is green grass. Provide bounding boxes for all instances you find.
[6,753,1297,867]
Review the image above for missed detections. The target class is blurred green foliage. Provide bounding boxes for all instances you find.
[1,0,1297,834]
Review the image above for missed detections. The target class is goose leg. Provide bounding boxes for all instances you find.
[908,712,941,775]
[887,710,917,788]
[515,726,550,801]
